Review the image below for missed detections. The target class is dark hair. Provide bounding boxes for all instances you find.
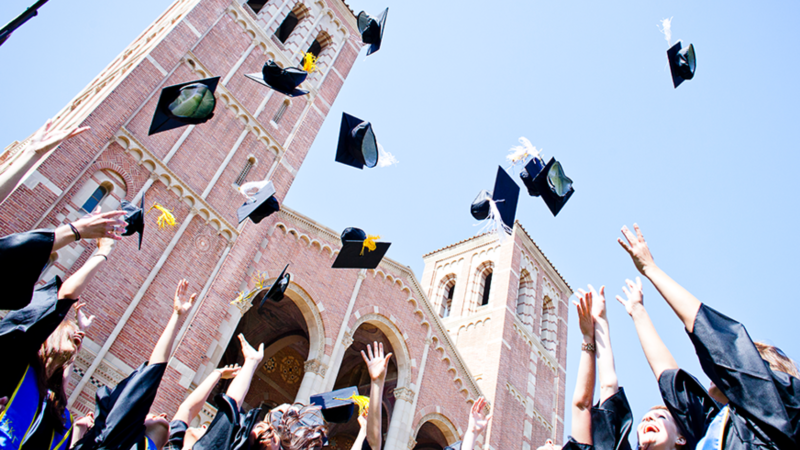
[253,403,328,450]
[34,320,79,432]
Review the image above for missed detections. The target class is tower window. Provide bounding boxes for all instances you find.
[246,0,268,14]
[441,282,455,318]
[480,272,492,306]
[274,11,298,43]
[82,185,109,213]
[306,39,322,60]
[234,157,256,186]
[272,100,289,124]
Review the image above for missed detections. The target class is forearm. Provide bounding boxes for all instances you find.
[643,266,702,333]
[150,313,181,364]
[71,425,89,448]
[226,359,258,407]
[0,151,38,206]
[461,430,477,450]
[58,254,107,299]
[366,380,384,450]
[351,425,367,450]
[570,334,595,444]
[630,306,679,380]
[593,317,618,402]
[52,224,77,253]
[175,371,223,423]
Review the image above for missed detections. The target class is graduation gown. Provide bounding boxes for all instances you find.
[658,368,721,450]
[687,303,800,449]
[164,394,261,450]
[72,361,167,450]
[0,230,55,310]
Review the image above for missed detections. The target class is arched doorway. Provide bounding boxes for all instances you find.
[412,415,460,450]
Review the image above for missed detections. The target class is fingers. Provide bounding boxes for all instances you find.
[384,352,393,366]
[617,237,633,254]
[621,285,631,298]
[621,225,637,245]
[361,350,369,364]
[257,343,264,355]
[238,333,247,349]
[366,342,374,360]
[378,341,384,358]
[68,126,91,138]
[634,223,645,242]
[615,295,627,306]
[587,284,597,296]
[189,293,197,304]
[599,285,605,297]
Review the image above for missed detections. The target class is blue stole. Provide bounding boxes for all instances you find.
[47,406,72,450]
[697,405,730,450]
[0,365,42,450]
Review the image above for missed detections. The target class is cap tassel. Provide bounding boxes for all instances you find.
[231,271,268,305]
[148,204,177,229]
[303,53,317,73]
[507,137,541,167]
[334,394,371,416]
[361,235,380,255]
[476,199,512,243]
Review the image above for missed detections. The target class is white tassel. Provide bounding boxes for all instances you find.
[377,143,398,167]
[475,199,513,243]
[659,17,673,47]
[238,180,271,201]
[507,137,541,166]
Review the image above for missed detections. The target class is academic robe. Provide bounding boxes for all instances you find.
[165,394,261,450]
[559,387,633,450]
[0,230,55,310]
[658,368,721,450]
[687,303,800,449]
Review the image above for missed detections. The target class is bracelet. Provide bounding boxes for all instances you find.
[581,342,596,352]
[68,223,81,241]
[95,254,108,262]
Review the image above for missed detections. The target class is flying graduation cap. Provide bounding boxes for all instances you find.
[310,386,359,423]
[357,8,388,56]
[148,77,220,135]
[471,166,520,235]
[237,180,280,224]
[332,227,390,269]
[120,195,145,250]
[245,60,309,97]
[667,41,696,88]
[520,157,574,216]
[258,264,290,310]
[336,112,379,169]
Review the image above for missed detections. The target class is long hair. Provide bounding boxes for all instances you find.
[755,341,800,378]
[33,320,79,432]
[254,403,328,450]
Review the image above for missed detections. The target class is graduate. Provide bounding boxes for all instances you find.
[248,403,327,450]
[71,279,197,450]
[619,224,800,449]
[360,341,392,450]
[0,236,114,450]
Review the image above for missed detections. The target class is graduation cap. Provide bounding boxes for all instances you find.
[357,8,388,56]
[0,230,57,310]
[336,112,379,169]
[519,156,546,197]
[530,157,574,216]
[245,60,309,97]
[148,77,220,135]
[332,227,390,269]
[667,41,696,88]
[470,166,520,232]
[237,181,280,224]
[120,195,144,250]
[310,386,358,423]
[258,264,290,308]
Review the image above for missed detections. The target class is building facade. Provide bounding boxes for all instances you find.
[0,1,571,449]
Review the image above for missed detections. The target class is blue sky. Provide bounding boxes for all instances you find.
[2,0,800,444]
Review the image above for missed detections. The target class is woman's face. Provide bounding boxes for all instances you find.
[636,408,684,450]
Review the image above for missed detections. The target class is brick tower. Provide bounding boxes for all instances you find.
[421,224,572,450]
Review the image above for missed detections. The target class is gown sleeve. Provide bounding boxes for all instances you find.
[590,387,633,450]
[657,368,720,450]
[0,230,55,310]
[562,437,593,450]
[688,304,800,443]
[164,419,187,450]
[193,394,240,450]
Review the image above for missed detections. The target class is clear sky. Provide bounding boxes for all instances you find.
[2,0,800,445]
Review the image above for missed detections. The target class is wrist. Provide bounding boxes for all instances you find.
[641,263,660,278]
[581,334,594,344]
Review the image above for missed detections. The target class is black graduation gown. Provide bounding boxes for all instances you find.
[72,361,167,450]
[589,388,633,450]
[164,394,261,450]
[658,368,721,450]
[687,303,800,449]
[0,230,55,310]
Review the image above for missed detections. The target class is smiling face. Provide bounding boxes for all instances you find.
[636,407,685,450]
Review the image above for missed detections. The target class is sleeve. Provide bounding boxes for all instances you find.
[193,394,240,450]
[164,420,188,450]
[590,387,633,450]
[361,440,372,450]
[0,229,55,310]
[231,406,262,450]
[688,304,800,439]
[658,368,720,450]
[562,437,593,450]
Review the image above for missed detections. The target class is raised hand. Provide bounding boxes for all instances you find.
[238,333,264,363]
[577,285,606,321]
[618,224,656,275]
[27,119,91,155]
[72,208,128,241]
[217,364,242,379]
[73,412,95,432]
[75,303,95,330]
[173,279,197,316]
[615,277,645,316]
[573,290,594,339]
[468,396,492,435]
[361,341,393,382]
[96,236,116,256]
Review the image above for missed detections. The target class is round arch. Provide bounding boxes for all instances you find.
[281,280,326,362]
[347,312,411,389]
[412,412,460,448]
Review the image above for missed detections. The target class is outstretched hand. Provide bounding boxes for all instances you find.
[468,396,492,435]
[361,341,393,382]
[615,277,644,316]
[173,279,196,316]
[27,118,90,155]
[573,290,594,339]
[577,285,606,321]
[618,224,656,275]
[216,364,242,379]
[74,303,95,330]
[73,208,128,241]
[74,412,95,432]
[238,334,264,364]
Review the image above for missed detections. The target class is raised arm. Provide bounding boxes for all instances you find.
[616,277,679,380]
[461,396,492,450]
[150,279,195,365]
[52,209,128,253]
[584,285,618,403]
[351,415,368,450]
[58,238,115,300]
[361,341,393,450]
[618,224,702,332]
[225,334,264,407]
[570,291,595,445]
[173,364,240,424]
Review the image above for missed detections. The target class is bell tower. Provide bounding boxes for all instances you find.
[420,224,572,450]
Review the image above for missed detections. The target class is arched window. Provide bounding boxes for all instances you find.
[82,184,109,213]
[540,296,557,353]
[441,282,455,318]
[234,157,256,186]
[305,39,322,60]
[246,0,268,14]
[272,100,290,124]
[274,11,298,43]
[516,270,535,332]
[480,272,492,306]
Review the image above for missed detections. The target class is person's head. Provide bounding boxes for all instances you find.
[182,423,209,449]
[636,406,686,450]
[144,413,170,449]
[250,403,327,450]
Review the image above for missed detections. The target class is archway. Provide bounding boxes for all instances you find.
[412,414,460,450]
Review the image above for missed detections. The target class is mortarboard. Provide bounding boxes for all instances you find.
[336,112,379,170]
[519,156,546,197]
[120,195,144,250]
[667,41,696,89]
[357,8,388,56]
[258,264,291,309]
[470,166,520,232]
[0,230,57,310]
[310,386,358,423]
[531,157,574,217]
[332,227,390,269]
[245,60,309,97]
[237,181,280,224]
[148,77,220,135]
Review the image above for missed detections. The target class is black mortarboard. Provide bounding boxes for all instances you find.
[470,167,520,231]
[310,387,358,423]
[667,41,696,89]
[237,181,280,224]
[259,264,290,308]
[120,195,144,250]
[148,77,220,135]
[357,8,388,56]
[336,112,379,170]
[332,227,390,269]
[0,230,56,310]
[519,157,546,197]
[532,157,574,217]
[245,60,309,97]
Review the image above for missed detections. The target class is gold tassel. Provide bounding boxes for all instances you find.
[360,235,380,256]
[231,271,269,305]
[303,52,317,73]
[334,394,370,417]
[148,204,177,229]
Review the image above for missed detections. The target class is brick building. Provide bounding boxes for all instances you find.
[0,0,571,449]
